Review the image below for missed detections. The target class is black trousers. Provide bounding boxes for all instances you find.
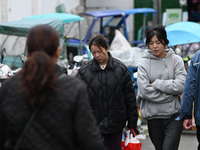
[102,131,122,150]
[196,125,200,150]
[147,114,183,150]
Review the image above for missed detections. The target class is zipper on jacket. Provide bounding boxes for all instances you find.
[105,69,109,127]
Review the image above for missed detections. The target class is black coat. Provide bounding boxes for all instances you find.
[76,53,138,134]
[0,65,105,150]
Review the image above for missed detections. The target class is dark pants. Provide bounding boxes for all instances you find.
[102,131,122,150]
[196,125,200,150]
[147,114,183,150]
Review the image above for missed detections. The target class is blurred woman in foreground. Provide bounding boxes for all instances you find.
[0,25,105,150]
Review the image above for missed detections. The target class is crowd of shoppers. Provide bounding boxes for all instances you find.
[1,22,200,150]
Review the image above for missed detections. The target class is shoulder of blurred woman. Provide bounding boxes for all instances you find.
[1,73,20,90]
[77,60,93,73]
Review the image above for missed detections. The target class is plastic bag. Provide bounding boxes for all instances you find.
[124,129,141,150]
[110,29,132,51]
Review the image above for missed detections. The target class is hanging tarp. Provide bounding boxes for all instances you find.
[23,13,83,24]
[0,18,64,36]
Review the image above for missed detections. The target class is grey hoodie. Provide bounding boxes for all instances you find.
[137,49,186,120]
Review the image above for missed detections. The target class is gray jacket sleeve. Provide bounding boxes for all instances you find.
[137,63,175,103]
[152,55,186,95]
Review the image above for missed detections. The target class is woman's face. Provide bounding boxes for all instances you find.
[149,35,166,58]
[90,45,109,65]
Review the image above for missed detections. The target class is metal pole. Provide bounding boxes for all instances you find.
[78,21,83,55]
[100,17,103,34]
[133,0,135,42]
[158,0,162,24]
[123,14,129,41]
[153,0,158,25]
[142,15,146,40]
[153,0,162,25]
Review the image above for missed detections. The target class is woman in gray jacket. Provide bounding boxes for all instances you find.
[137,25,186,150]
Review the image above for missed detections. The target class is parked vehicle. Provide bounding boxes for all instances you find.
[23,13,86,63]
[67,55,83,76]
[66,9,126,57]
[103,8,157,45]
[0,18,64,69]
[67,8,156,52]
[0,13,84,70]
[0,18,63,88]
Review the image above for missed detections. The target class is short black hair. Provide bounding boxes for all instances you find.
[145,24,169,47]
[88,34,109,51]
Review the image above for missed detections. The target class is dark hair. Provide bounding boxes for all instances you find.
[89,34,109,51]
[145,25,169,47]
[20,25,60,110]
[194,2,200,12]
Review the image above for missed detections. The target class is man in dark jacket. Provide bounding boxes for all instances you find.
[178,50,200,150]
[76,34,138,150]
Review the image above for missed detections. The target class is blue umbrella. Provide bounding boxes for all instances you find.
[165,21,200,46]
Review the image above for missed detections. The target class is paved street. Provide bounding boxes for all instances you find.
[140,130,198,150]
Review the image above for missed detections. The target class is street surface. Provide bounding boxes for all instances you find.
[140,130,198,150]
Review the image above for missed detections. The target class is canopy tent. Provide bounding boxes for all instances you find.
[23,13,84,55]
[85,9,124,18]
[23,13,83,24]
[0,18,64,36]
[123,8,157,16]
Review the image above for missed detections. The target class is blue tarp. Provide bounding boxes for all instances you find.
[23,13,83,24]
[85,9,124,18]
[124,8,157,16]
[0,18,64,36]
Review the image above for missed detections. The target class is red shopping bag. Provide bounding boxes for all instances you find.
[121,140,125,150]
[124,129,141,150]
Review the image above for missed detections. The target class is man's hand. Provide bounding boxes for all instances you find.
[183,119,192,130]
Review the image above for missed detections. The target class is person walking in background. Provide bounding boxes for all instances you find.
[178,50,200,150]
[137,25,186,150]
[76,34,138,150]
[190,2,200,22]
[0,25,105,150]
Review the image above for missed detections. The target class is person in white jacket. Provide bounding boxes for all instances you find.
[137,25,186,150]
